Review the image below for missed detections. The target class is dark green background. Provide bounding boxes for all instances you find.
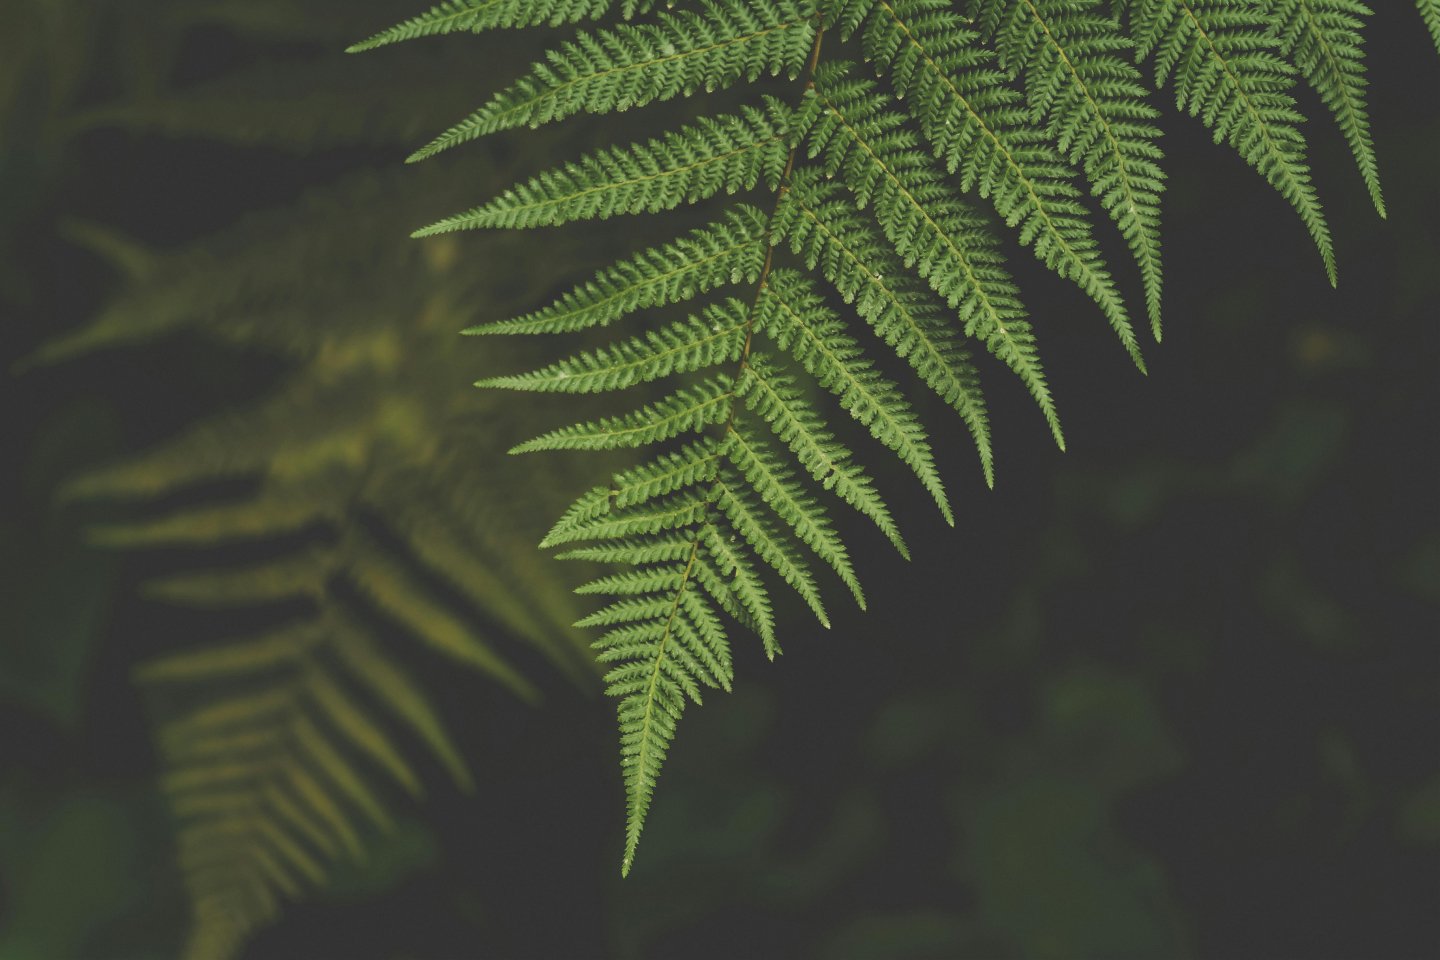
[2,2,1436,957]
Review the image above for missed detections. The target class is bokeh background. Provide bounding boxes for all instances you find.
[1,2,1436,958]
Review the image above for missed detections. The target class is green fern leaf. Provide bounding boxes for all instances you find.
[609,594,690,875]
[136,623,318,682]
[289,713,392,830]
[609,439,730,509]
[407,0,818,161]
[976,0,1168,339]
[1124,0,1336,284]
[546,442,727,546]
[543,491,716,548]
[1265,0,1384,217]
[466,206,770,336]
[714,468,829,628]
[577,596,684,628]
[354,0,1430,878]
[478,301,748,393]
[834,0,1144,365]
[347,0,627,53]
[776,169,1001,478]
[727,418,864,609]
[757,268,953,527]
[512,377,735,452]
[414,104,792,235]
[554,534,701,564]
[577,567,689,596]
[305,666,424,795]
[735,354,907,557]
[698,520,777,652]
[796,73,1069,447]
[1423,0,1440,55]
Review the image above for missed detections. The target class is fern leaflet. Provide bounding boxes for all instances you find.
[407,0,818,161]
[1124,0,1336,284]
[1264,0,1383,216]
[975,0,1168,338]
[1424,0,1440,56]
[347,0,626,52]
[838,0,1144,365]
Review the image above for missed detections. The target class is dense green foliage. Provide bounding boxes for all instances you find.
[355,0,1431,875]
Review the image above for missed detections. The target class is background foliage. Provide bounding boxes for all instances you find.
[0,1,1436,958]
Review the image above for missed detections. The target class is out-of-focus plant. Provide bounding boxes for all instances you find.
[35,172,601,957]
[17,2,615,957]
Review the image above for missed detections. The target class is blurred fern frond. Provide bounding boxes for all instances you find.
[38,166,602,959]
[15,3,616,957]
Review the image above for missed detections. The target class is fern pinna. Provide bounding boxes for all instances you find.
[353,0,1432,873]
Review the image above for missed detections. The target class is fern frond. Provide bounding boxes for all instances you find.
[347,0,626,53]
[407,0,817,161]
[466,206,770,336]
[554,534,702,564]
[543,491,716,548]
[1265,0,1383,217]
[512,377,735,452]
[793,80,1067,448]
[578,595,684,628]
[735,354,907,557]
[289,713,392,829]
[85,497,324,546]
[304,663,424,794]
[834,1,1144,364]
[727,418,863,609]
[478,302,748,393]
[414,104,792,235]
[697,521,777,652]
[1423,0,1440,56]
[348,536,542,698]
[608,440,731,510]
[608,574,692,875]
[1125,0,1336,284]
[776,169,1001,478]
[757,268,953,527]
[577,566,689,595]
[546,441,727,546]
[714,469,829,628]
[356,0,1431,879]
[568,517,741,875]
[977,0,1168,338]
[544,443,725,546]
